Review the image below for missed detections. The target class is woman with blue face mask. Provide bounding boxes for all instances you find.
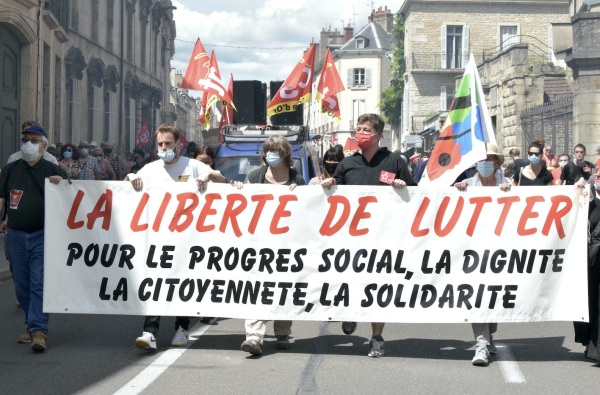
[511,140,554,186]
[58,143,81,180]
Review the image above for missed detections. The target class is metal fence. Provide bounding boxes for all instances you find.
[520,96,573,155]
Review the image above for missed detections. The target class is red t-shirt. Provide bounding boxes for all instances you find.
[543,154,558,170]
[551,167,563,185]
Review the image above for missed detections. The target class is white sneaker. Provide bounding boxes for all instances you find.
[135,331,157,351]
[171,326,189,347]
[472,345,489,366]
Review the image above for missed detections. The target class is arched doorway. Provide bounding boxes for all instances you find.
[0,24,21,166]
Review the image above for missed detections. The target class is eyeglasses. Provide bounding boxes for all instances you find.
[528,152,541,157]
[21,137,42,144]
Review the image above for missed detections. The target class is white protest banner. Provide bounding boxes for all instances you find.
[44,181,589,323]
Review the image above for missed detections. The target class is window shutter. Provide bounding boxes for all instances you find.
[347,69,353,88]
[440,86,447,110]
[365,69,372,87]
[462,25,470,67]
[441,25,447,69]
[548,26,553,61]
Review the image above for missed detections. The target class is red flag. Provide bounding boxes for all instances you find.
[317,49,345,120]
[200,51,236,110]
[218,74,235,143]
[135,121,151,147]
[176,133,189,156]
[267,44,316,117]
[180,38,211,90]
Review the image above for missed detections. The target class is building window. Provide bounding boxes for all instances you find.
[347,68,371,88]
[441,25,469,69]
[440,86,454,110]
[107,0,114,52]
[354,68,365,85]
[68,78,82,143]
[91,0,99,42]
[89,85,103,142]
[500,26,518,50]
[353,99,365,127]
[356,39,365,49]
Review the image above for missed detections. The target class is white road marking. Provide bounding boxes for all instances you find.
[113,319,215,395]
[495,343,526,384]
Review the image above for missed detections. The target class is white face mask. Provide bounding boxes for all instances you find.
[21,141,42,161]
[158,148,176,162]
[559,160,568,168]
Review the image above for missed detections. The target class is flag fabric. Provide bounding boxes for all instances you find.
[180,38,211,90]
[419,53,496,186]
[176,133,189,156]
[218,74,234,143]
[267,44,317,117]
[317,49,345,119]
[200,51,235,110]
[135,121,151,147]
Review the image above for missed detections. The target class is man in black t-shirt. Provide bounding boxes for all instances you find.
[0,125,66,352]
[561,143,595,185]
[321,113,415,358]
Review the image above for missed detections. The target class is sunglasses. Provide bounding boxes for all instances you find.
[21,137,42,144]
[528,152,541,157]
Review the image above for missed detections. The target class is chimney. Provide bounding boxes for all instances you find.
[344,23,354,43]
[370,5,394,33]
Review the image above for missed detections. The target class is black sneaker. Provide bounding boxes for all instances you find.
[342,322,357,335]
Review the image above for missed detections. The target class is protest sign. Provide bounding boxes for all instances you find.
[44,181,589,323]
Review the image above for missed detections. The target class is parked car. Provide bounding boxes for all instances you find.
[213,125,321,184]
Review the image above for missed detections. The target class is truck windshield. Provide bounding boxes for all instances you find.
[214,156,303,183]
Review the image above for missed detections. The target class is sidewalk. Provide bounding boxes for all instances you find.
[0,233,12,282]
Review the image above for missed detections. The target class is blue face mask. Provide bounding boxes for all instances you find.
[265,152,282,167]
[158,149,176,162]
[63,151,72,159]
[595,184,600,191]
[528,155,541,165]
[476,161,495,177]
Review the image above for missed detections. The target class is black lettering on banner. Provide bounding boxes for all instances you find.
[179,279,195,302]
[153,278,163,301]
[242,281,260,304]
[188,246,205,269]
[224,247,239,271]
[421,250,432,274]
[353,249,367,272]
[490,250,507,273]
[474,284,485,308]
[165,278,180,301]
[99,277,110,300]
[85,244,99,267]
[335,249,350,272]
[334,283,349,307]
[319,249,334,272]
[320,283,332,306]
[241,248,256,271]
[139,278,153,301]
[487,285,502,308]
[278,282,293,305]
[361,283,377,307]
[367,249,378,273]
[259,248,274,274]
[526,249,537,273]
[420,284,437,308]
[101,244,118,267]
[377,250,392,274]
[436,250,451,274]
[195,279,211,302]
[463,250,478,273]
[293,283,307,306]
[261,281,275,305]
[438,284,454,308]
[457,284,473,309]
[225,280,243,303]
[67,243,83,266]
[479,250,490,273]
[146,245,158,268]
[160,246,176,268]
[508,249,526,273]
[211,279,226,303]
[538,249,553,273]
[207,247,223,271]
[552,249,565,272]
[409,284,419,308]
[276,249,291,272]
[377,284,393,307]
[394,250,406,273]
[394,284,406,307]
[503,285,518,308]
[119,245,135,270]
[112,278,128,301]
[292,249,306,272]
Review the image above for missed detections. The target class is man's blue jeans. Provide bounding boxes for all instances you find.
[6,229,49,334]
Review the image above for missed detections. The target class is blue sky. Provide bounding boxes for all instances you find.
[171,0,405,97]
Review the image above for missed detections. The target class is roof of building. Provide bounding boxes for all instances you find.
[338,22,393,52]
[544,76,573,102]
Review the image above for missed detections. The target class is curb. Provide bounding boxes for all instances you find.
[0,268,12,283]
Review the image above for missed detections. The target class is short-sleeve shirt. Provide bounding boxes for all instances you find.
[136,156,212,183]
[560,160,594,185]
[333,148,416,186]
[0,159,67,231]
[246,166,305,186]
[78,156,102,180]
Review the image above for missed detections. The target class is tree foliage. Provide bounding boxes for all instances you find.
[379,11,405,124]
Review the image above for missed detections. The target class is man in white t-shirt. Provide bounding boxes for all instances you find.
[126,124,225,351]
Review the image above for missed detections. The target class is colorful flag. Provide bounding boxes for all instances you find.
[267,44,316,117]
[200,51,235,110]
[176,133,189,156]
[317,49,345,119]
[419,53,496,186]
[180,38,211,91]
[218,74,235,143]
[135,121,151,147]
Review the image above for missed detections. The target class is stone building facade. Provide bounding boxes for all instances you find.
[400,0,570,152]
[169,69,203,145]
[0,0,176,166]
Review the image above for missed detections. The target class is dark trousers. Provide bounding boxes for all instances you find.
[143,316,190,335]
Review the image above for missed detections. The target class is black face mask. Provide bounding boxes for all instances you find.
[104,148,113,154]
[324,162,339,176]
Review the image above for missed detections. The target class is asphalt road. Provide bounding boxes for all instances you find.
[0,279,598,395]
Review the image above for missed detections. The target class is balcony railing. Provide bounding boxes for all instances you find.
[411,53,484,71]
